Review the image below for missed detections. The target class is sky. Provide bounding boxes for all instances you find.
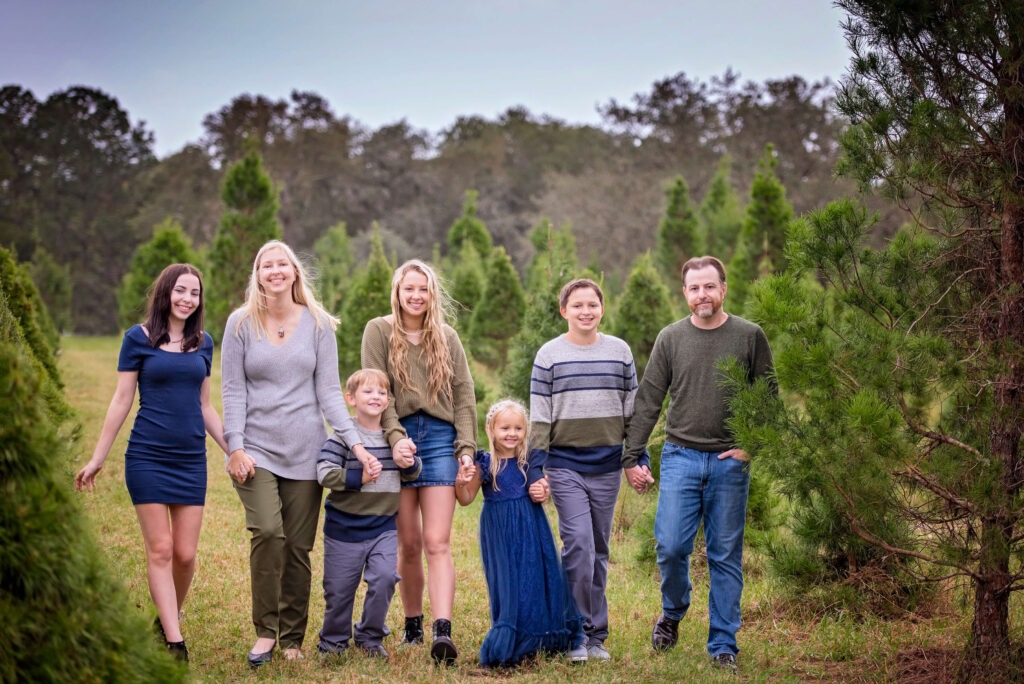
[1,1,852,158]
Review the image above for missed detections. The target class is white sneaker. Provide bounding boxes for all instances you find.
[566,645,589,663]
[587,644,611,660]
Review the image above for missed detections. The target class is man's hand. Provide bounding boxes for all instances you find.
[625,464,655,494]
[717,449,750,462]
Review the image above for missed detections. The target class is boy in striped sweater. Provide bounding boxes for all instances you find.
[317,369,422,659]
[529,278,646,661]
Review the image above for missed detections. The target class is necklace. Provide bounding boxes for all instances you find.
[277,325,285,338]
[168,336,183,344]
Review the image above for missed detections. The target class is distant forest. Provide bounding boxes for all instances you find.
[0,70,900,334]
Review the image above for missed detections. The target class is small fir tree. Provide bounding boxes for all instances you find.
[699,156,744,260]
[116,218,198,329]
[338,224,393,376]
[445,189,493,258]
[28,246,71,335]
[446,242,487,332]
[206,147,282,339]
[610,252,675,379]
[655,176,703,283]
[0,246,62,391]
[469,246,526,367]
[313,221,354,316]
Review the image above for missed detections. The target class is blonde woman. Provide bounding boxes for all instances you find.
[361,259,476,665]
[222,240,378,666]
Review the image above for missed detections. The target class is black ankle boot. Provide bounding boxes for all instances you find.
[166,640,189,663]
[430,619,457,665]
[402,614,424,645]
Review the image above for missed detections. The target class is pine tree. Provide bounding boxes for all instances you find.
[314,221,354,317]
[502,219,579,402]
[27,246,71,335]
[338,225,393,377]
[0,246,62,392]
[469,246,526,368]
[0,294,183,682]
[699,156,744,260]
[116,218,198,329]
[446,189,493,258]
[610,252,675,379]
[728,145,793,311]
[655,176,703,283]
[446,242,487,332]
[206,147,282,339]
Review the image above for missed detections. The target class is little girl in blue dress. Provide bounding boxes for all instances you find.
[455,399,587,667]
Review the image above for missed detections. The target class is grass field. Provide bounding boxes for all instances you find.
[59,335,1015,683]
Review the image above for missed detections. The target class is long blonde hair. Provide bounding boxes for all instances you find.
[388,259,456,405]
[233,240,339,338]
[485,399,529,491]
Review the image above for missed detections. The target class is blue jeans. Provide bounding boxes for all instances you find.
[654,443,750,657]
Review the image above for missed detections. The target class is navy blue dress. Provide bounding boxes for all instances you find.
[119,325,213,506]
[475,451,585,667]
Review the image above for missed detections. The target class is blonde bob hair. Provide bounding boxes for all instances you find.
[388,259,456,405]
[484,399,529,491]
[232,240,339,337]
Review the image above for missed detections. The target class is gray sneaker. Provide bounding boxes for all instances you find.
[712,652,737,673]
[566,645,589,663]
[587,644,611,660]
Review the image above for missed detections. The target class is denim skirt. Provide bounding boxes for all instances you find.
[399,411,458,487]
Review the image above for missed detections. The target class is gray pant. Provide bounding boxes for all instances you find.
[547,468,622,646]
[319,530,399,651]
[234,468,323,650]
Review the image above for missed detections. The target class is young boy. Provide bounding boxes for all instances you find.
[528,278,648,661]
[317,369,422,659]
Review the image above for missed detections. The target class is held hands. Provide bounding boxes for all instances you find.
[625,465,655,494]
[456,455,476,485]
[392,447,415,470]
[393,437,417,465]
[528,476,550,503]
[74,459,104,493]
[354,444,383,481]
[228,449,255,483]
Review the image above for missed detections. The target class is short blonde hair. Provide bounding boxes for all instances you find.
[346,368,390,395]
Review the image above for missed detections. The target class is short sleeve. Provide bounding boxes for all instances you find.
[475,450,493,487]
[200,332,214,376]
[117,326,146,372]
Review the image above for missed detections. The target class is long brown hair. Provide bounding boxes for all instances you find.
[144,263,205,352]
[388,260,456,405]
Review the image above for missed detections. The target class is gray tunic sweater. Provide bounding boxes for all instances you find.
[221,307,361,480]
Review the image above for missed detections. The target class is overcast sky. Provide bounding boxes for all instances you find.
[1,1,852,158]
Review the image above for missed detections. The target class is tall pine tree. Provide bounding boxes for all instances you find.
[314,221,354,317]
[116,218,198,329]
[338,224,393,376]
[469,246,526,368]
[610,251,675,379]
[655,176,703,283]
[699,156,744,261]
[206,147,282,340]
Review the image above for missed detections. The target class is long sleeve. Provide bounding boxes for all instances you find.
[314,319,361,449]
[527,350,553,480]
[220,311,248,454]
[361,317,408,448]
[623,327,672,468]
[447,330,477,461]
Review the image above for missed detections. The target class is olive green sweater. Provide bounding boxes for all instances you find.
[360,316,477,460]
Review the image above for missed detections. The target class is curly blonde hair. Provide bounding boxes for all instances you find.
[485,399,529,491]
[388,259,456,405]
[232,240,338,338]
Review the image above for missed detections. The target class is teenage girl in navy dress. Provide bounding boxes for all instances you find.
[76,264,228,662]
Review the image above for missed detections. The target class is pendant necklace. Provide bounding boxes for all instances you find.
[277,325,285,338]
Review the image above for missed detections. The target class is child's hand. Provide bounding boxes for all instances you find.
[456,456,476,485]
[393,437,417,463]
[528,476,549,503]
[363,456,382,482]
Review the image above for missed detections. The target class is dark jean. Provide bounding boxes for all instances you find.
[654,443,750,657]
[399,412,457,487]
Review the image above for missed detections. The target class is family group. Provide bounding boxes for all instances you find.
[74,239,774,675]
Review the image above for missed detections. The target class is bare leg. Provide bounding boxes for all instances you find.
[396,487,424,617]
[168,505,204,613]
[135,504,183,642]
[419,486,456,620]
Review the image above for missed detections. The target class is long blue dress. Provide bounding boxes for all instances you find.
[476,450,585,667]
[119,325,213,506]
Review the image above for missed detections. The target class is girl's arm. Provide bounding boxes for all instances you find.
[447,329,477,461]
[200,376,229,455]
[75,371,138,492]
[454,455,481,506]
[361,317,410,450]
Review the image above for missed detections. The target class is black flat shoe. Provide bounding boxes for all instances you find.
[247,647,274,667]
[166,640,188,663]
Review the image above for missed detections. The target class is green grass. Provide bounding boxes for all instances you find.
[58,336,1018,683]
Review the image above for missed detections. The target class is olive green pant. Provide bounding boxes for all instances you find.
[234,468,323,650]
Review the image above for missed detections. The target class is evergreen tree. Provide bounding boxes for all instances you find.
[445,189,493,258]
[0,246,62,391]
[699,156,744,260]
[655,176,703,283]
[446,243,487,332]
[0,294,183,681]
[28,246,71,335]
[502,219,579,402]
[610,252,675,379]
[728,144,793,311]
[313,221,354,317]
[338,224,393,376]
[116,218,198,329]
[469,246,526,367]
[206,147,282,340]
